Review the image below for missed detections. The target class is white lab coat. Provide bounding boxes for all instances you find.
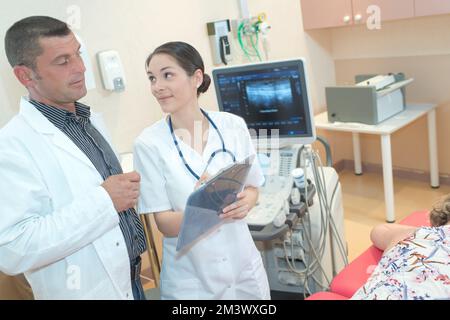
[0,97,133,300]
[134,111,270,300]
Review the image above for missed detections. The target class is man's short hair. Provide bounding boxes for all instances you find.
[4,16,71,69]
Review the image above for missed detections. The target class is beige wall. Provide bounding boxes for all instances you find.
[0,0,335,153]
[317,14,450,176]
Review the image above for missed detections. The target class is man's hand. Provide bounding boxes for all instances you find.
[102,171,140,212]
[220,187,258,220]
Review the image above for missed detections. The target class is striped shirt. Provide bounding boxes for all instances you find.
[30,99,147,262]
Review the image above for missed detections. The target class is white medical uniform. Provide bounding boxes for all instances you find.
[0,97,133,299]
[134,111,270,300]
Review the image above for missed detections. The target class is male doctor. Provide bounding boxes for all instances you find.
[0,16,147,299]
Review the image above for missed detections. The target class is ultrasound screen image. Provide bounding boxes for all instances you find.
[213,60,313,138]
[245,79,294,111]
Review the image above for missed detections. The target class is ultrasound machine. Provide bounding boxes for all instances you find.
[212,59,348,298]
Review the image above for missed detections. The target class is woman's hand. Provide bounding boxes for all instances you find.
[194,172,211,190]
[220,187,258,220]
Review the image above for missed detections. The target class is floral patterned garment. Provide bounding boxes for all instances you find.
[351,225,450,300]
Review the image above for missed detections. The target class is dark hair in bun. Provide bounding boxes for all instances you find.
[145,41,210,96]
[198,73,211,94]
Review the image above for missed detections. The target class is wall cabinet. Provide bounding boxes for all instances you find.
[301,0,450,30]
[301,0,354,29]
[352,0,414,24]
[415,0,450,17]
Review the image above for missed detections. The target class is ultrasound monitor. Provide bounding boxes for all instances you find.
[212,58,316,147]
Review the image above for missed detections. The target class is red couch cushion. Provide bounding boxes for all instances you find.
[305,291,348,300]
[399,210,430,226]
[330,210,430,298]
[330,245,382,297]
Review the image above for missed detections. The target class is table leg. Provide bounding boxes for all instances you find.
[352,133,362,175]
[381,134,395,223]
[427,109,440,188]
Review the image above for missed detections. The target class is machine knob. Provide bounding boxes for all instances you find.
[354,14,363,22]
[343,15,351,23]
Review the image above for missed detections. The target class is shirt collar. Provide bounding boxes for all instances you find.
[29,99,91,130]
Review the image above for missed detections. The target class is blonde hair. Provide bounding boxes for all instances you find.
[430,194,450,227]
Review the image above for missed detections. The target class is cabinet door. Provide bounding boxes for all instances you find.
[301,0,353,30]
[415,0,450,17]
[352,0,414,25]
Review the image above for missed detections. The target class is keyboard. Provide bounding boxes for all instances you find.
[245,175,292,226]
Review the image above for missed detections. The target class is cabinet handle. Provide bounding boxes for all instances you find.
[354,14,363,22]
[343,15,351,23]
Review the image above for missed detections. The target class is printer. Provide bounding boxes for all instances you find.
[325,73,414,125]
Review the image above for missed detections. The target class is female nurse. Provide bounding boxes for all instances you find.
[133,41,270,300]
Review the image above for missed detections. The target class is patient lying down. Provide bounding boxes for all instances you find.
[351,195,450,300]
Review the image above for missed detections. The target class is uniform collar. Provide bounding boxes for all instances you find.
[19,96,94,135]
[29,99,91,130]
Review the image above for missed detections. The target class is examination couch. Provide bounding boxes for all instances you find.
[306,210,430,300]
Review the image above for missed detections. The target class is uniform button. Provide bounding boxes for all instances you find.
[222,257,227,262]
[126,293,130,298]
[116,242,120,247]
[134,235,138,240]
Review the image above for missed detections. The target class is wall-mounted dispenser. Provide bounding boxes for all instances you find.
[97,50,126,92]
